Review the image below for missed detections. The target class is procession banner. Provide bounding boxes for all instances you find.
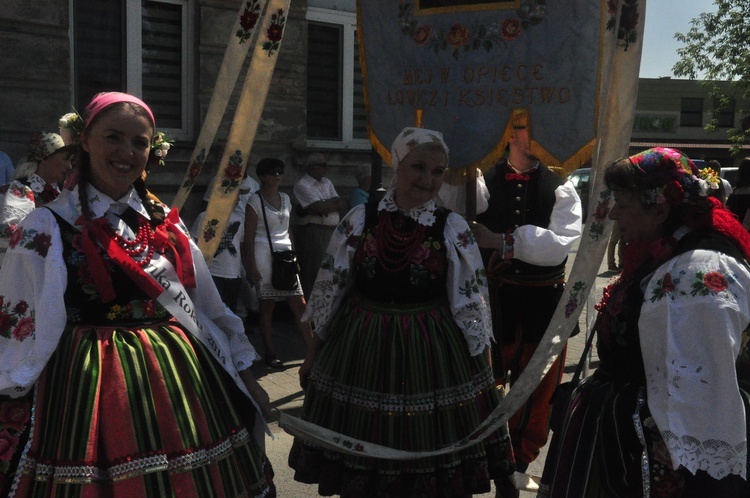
[197,0,291,262]
[358,0,607,174]
[279,0,647,457]
[171,0,269,210]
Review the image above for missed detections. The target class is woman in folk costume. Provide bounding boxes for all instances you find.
[0,132,75,267]
[288,127,516,497]
[0,92,274,497]
[540,148,750,497]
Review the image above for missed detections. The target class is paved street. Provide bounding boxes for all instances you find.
[246,239,617,497]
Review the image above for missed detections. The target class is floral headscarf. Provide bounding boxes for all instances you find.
[629,147,717,205]
[628,147,750,260]
[26,132,71,162]
[389,127,449,170]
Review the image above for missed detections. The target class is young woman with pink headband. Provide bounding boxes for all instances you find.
[0,92,275,496]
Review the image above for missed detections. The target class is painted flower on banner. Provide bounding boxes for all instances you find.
[221,150,245,193]
[202,218,220,243]
[606,0,640,51]
[500,18,522,41]
[563,280,588,318]
[587,190,613,241]
[399,0,546,59]
[237,0,262,44]
[182,149,207,190]
[262,9,286,56]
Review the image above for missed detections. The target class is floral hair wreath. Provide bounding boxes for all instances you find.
[58,110,173,168]
[628,147,716,206]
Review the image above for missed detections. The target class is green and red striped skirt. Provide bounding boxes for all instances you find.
[3,320,270,498]
[289,294,515,497]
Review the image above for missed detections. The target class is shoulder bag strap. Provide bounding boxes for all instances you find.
[258,192,275,253]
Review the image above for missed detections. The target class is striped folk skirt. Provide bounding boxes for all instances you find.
[289,295,515,497]
[3,320,271,498]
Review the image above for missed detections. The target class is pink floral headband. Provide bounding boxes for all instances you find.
[83,92,155,132]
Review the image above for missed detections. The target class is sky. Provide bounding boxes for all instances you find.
[639,0,717,78]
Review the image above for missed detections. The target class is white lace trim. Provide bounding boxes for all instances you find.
[311,367,495,412]
[381,189,437,226]
[663,430,747,480]
[18,428,252,484]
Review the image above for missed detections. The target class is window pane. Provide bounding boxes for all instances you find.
[713,98,735,128]
[352,32,367,140]
[143,1,183,129]
[74,0,123,108]
[680,97,703,127]
[307,23,342,140]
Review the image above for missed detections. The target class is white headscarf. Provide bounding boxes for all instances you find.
[389,127,449,171]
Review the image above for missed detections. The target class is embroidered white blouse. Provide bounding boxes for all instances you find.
[301,189,494,357]
[0,174,57,227]
[640,227,750,480]
[0,185,259,398]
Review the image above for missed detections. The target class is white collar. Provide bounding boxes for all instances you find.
[77,184,151,220]
[380,188,438,226]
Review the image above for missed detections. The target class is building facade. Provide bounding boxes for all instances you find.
[1,2,748,226]
[0,0,376,225]
[631,78,750,169]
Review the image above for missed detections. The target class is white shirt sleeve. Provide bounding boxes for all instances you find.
[437,172,490,217]
[444,212,493,356]
[512,181,583,266]
[0,207,69,397]
[301,204,363,338]
[640,248,750,479]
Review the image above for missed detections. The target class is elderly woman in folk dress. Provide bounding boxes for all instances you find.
[0,92,273,497]
[288,127,516,497]
[540,148,750,498]
[0,132,75,267]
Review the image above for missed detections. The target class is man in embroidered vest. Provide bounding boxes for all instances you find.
[293,153,346,298]
[471,112,583,495]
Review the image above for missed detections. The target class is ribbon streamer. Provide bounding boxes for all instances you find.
[197,0,292,262]
[171,0,271,210]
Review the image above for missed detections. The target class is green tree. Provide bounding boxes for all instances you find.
[673,0,750,153]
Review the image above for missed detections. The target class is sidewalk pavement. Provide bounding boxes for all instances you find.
[247,239,619,497]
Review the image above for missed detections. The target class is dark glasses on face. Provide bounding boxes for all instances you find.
[265,169,284,176]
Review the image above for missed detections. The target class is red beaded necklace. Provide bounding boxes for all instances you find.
[105,216,156,267]
[375,212,426,272]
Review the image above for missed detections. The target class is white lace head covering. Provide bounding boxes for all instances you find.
[389,127,449,171]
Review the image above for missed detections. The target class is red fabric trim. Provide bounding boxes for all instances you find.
[156,208,196,289]
[76,216,164,302]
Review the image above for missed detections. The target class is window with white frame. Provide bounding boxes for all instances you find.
[306,8,368,147]
[73,0,194,137]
